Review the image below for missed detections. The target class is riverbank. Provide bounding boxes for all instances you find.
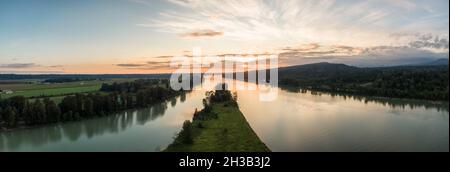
[279,85,450,104]
[0,82,187,132]
[165,100,270,152]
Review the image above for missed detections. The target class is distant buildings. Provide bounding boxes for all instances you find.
[0,89,14,94]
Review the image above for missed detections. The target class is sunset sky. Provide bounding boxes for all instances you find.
[0,0,449,74]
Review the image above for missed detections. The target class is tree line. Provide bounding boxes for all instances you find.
[279,63,449,101]
[0,79,180,129]
[43,77,99,83]
[100,79,170,93]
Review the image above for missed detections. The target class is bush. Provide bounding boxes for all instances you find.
[177,120,193,144]
[197,122,204,129]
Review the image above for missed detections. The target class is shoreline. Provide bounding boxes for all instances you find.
[0,93,184,133]
[279,84,449,104]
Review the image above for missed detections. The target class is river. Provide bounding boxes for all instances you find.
[1,83,448,152]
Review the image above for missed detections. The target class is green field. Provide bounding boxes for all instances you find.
[165,102,270,152]
[0,79,137,100]
[1,85,101,99]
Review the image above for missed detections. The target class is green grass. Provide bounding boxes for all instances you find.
[165,102,270,152]
[0,79,138,100]
[2,85,101,99]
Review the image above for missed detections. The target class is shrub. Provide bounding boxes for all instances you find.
[177,120,193,144]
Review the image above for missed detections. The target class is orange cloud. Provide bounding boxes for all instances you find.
[182,29,223,39]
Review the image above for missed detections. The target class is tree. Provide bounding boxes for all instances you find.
[4,106,17,127]
[45,99,61,123]
[33,99,46,124]
[0,79,181,128]
[126,93,134,108]
[60,96,77,114]
[84,97,94,117]
[136,90,145,107]
[8,96,28,118]
[0,107,3,122]
[202,98,212,113]
[177,120,193,144]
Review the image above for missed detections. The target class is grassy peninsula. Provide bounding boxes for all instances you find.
[165,89,270,152]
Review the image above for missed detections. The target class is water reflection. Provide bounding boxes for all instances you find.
[1,82,448,152]
[237,83,449,152]
[136,102,168,125]
[180,92,186,103]
[281,87,449,113]
[170,97,177,107]
[0,91,204,152]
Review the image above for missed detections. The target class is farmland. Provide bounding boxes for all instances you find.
[0,79,135,100]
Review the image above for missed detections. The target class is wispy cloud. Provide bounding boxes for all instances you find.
[278,42,449,67]
[0,70,65,74]
[126,0,153,7]
[167,0,199,7]
[0,63,38,68]
[409,34,449,49]
[382,0,417,11]
[116,63,147,67]
[138,0,448,48]
[116,61,172,70]
[48,65,64,68]
[182,29,224,39]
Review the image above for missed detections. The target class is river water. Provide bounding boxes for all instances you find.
[1,84,448,152]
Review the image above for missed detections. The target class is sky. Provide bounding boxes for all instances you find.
[0,0,449,74]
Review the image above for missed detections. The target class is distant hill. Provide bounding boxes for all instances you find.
[397,58,450,67]
[279,63,365,80]
[422,58,449,66]
[279,62,359,77]
[278,62,449,101]
[280,62,358,72]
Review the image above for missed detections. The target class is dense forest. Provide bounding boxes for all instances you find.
[0,79,181,130]
[279,63,449,101]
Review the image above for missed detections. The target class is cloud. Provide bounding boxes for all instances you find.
[277,32,449,66]
[283,43,320,52]
[153,55,174,59]
[383,0,417,11]
[0,70,65,74]
[138,0,448,47]
[167,0,199,7]
[389,32,449,52]
[116,61,172,70]
[279,44,364,59]
[278,42,449,67]
[127,0,153,7]
[409,35,449,49]
[116,63,146,67]
[0,63,65,74]
[182,29,223,38]
[48,65,64,68]
[147,61,170,65]
[0,63,39,68]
